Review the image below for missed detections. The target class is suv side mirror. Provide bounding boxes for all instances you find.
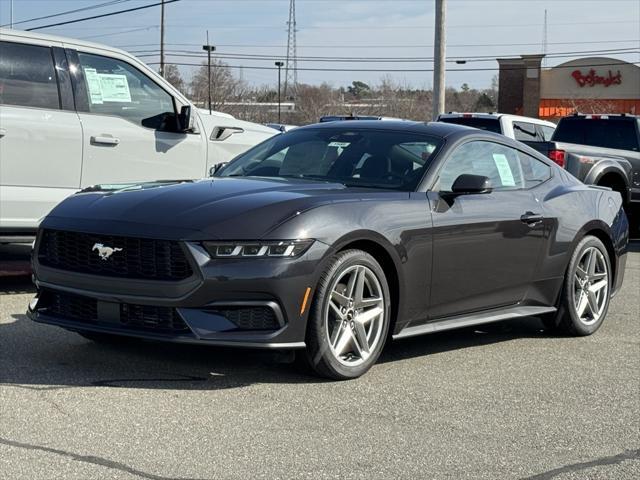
[177,105,194,133]
[450,174,492,194]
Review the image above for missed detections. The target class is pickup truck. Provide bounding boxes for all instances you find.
[436,112,557,153]
[542,114,640,219]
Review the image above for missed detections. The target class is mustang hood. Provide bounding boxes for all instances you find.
[43,178,361,240]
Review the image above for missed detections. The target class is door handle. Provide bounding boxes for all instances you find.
[0,128,6,137]
[91,135,120,146]
[521,212,544,226]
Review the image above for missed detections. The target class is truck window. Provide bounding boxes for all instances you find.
[77,52,176,130]
[553,119,639,152]
[513,121,541,142]
[437,117,502,134]
[539,125,555,141]
[0,41,60,110]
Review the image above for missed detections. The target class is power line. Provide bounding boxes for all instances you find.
[26,0,181,31]
[132,47,640,63]
[0,0,133,28]
[147,60,639,73]
[115,39,640,50]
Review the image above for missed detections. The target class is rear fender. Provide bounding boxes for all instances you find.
[583,159,631,198]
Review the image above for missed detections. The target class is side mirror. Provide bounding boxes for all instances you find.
[177,105,194,133]
[450,174,492,194]
[209,162,228,176]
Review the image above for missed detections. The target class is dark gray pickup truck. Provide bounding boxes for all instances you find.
[542,114,640,217]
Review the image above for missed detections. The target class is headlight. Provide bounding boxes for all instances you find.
[202,239,314,258]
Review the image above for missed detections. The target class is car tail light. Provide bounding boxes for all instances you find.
[463,113,473,118]
[548,149,566,167]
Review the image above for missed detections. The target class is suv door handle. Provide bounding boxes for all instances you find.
[0,128,6,137]
[521,212,544,225]
[91,135,120,146]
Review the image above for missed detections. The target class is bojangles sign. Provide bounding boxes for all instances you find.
[571,69,622,88]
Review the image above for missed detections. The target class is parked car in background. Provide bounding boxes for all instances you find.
[437,112,556,153]
[0,28,276,243]
[541,114,640,220]
[265,123,298,132]
[319,115,404,123]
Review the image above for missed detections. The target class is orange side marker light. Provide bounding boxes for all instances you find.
[300,287,311,316]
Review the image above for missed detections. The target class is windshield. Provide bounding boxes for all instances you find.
[216,128,443,191]
[438,117,502,134]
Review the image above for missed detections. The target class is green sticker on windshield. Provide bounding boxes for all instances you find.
[492,153,516,187]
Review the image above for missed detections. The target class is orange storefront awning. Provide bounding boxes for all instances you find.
[539,98,640,120]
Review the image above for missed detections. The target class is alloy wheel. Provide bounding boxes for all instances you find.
[572,246,609,326]
[325,265,386,367]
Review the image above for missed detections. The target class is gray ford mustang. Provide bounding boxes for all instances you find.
[28,121,629,379]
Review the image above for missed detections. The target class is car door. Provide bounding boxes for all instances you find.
[0,40,83,232]
[426,140,548,319]
[70,49,206,186]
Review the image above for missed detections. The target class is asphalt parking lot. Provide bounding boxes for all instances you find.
[0,242,638,480]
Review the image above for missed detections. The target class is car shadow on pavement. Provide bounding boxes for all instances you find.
[1,311,553,390]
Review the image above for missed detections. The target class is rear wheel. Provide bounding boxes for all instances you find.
[303,249,391,380]
[544,235,612,336]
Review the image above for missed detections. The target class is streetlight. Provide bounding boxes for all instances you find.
[275,61,284,123]
[202,33,216,114]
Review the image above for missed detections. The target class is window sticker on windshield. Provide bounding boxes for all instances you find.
[84,68,103,104]
[328,142,350,148]
[98,73,132,102]
[492,153,516,186]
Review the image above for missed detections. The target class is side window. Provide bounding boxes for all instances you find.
[517,151,552,188]
[513,121,541,142]
[0,41,60,110]
[437,141,524,192]
[77,52,175,130]
[540,125,555,141]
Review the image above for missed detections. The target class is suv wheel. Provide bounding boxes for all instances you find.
[303,249,391,380]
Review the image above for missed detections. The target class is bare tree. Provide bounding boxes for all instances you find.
[162,64,185,94]
[190,60,246,110]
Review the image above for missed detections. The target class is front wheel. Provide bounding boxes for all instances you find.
[303,249,391,380]
[544,235,612,336]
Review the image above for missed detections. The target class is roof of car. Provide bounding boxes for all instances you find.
[439,112,556,127]
[296,120,479,137]
[0,28,131,58]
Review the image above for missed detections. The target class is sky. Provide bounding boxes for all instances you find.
[0,0,639,90]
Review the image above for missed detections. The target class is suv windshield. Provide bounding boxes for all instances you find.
[552,118,640,151]
[438,116,502,134]
[217,128,443,191]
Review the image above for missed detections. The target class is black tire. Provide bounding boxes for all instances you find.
[543,235,612,336]
[77,330,136,344]
[302,249,391,380]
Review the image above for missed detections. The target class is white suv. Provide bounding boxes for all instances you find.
[0,29,276,242]
[437,112,556,153]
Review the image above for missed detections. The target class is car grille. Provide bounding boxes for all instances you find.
[38,229,193,281]
[38,290,191,335]
[210,306,281,330]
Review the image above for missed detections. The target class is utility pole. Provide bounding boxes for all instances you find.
[432,0,446,120]
[10,0,13,28]
[275,61,284,123]
[159,0,165,77]
[542,9,548,67]
[202,31,215,114]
